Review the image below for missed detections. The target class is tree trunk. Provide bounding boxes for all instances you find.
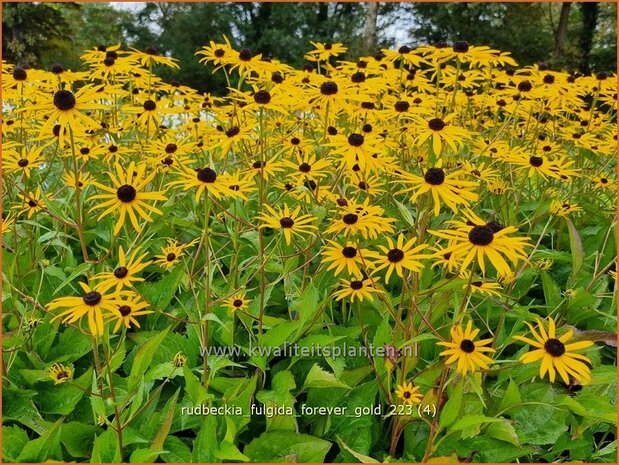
[579,2,599,73]
[363,2,379,54]
[554,2,571,61]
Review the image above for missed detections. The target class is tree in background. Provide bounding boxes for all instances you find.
[2,2,130,70]
[408,1,616,72]
[3,1,615,92]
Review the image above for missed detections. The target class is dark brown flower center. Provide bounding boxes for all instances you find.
[347,133,364,147]
[529,156,544,167]
[299,162,311,173]
[53,90,77,111]
[166,253,176,261]
[279,217,294,228]
[343,213,358,225]
[17,158,29,167]
[118,305,131,316]
[424,167,445,185]
[460,339,475,353]
[143,100,157,111]
[394,101,410,112]
[233,299,243,307]
[83,291,102,306]
[387,248,404,263]
[226,126,240,138]
[253,90,271,104]
[13,67,27,81]
[544,338,566,357]
[453,41,469,53]
[114,266,129,279]
[239,48,253,61]
[428,118,446,131]
[116,184,137,203]
[468,225,494,246]
[518,80,532,92]
[342,246,357,258]
[165,143,177,154]
[320,81,339,96]
[197,167,217,183]
[350,280,364,290]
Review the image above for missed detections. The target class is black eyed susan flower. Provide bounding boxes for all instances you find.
[395,382,423,405]
[398,165,479,216]
[107,292,153,332]
[48,282,122,337]
[373,234,427,283]
[223,292,251,312]
[92,246,152,293]
[25,86,106,146]
[414,114,471,155]
[430,210,529,277]
[14,188,48,219]
[49,363,73,384]
[196,36,235,70]
[90,162,167,235]
[321,240,377,278]
[333,277,384,302]
[305,41,348,62]
[257,204,317,246]
[549,200,582,217]
[326,199,395,239]
[3,144,45,178]
[173,352,187,367]
[437,321,495,376]
[282,152,333,181]
[514,318,593,385]
[154,239,197,269]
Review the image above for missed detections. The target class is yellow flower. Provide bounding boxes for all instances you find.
[223,293,251,312]
[333,277,384,303]
[90,162,167,235]
[48,282,122,337]
[257,204,317,246]
[49,363,73,385]
[395,382,423,405]
[373,234,428,283]
[398,166,479,216]
[92,246,152,293]
[107,293,153,332]
[514,318,593,385]
[430,210,529,277]
[437,320,496,376]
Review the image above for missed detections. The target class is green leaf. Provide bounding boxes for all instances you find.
[439,380,463,430]
[39,367,92,415]
[2,425,29,462]
[255,370,297,432]
[498,378,522,414]
[91,429,122,463]
[540,271,562,311]
[192,415,218,463]
[17,418,63,462]
[59,422,100,458]
[449,415,502,436]
[127,327,170,394]
[136,266,183,310]
[152,388,180,452]
[130,448,166,463]
[161,436,192,463]
[565,217,584,279]
[335,435,379,463]
[303,364,350,389]
[395,200,416,228]
[214,441,250,462]
[244,431,332,462]
[485,420,520,446]
[53,262,91,296]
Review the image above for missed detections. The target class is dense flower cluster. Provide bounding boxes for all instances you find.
[2,39,616,459]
